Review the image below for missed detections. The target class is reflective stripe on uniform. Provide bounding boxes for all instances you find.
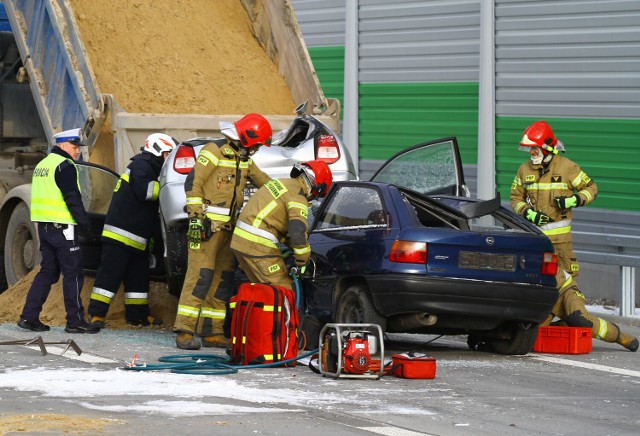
[233,225,279,249]
[236,220,279,243]
[200,308,226,319]
[571,171,586,187]
[177,304,200,318]
[146,180,159,201]
[579,189,594,203]
[596,318,608,340]
[522,182,569,190]
[124,292,149,305]
[293,245,311,255]
[204,205,231,215]
[198,150,218,165]
[90,287,115,304]
[102,224,148,251]
[540,219,572,236]
[252,201,277,228]
[186,197,203,205]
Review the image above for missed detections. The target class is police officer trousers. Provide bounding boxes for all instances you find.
[21,222,87,328]
[173,228,235,338]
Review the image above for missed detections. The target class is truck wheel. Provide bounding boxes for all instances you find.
[335,285,387,331]
[4,203,38,286]
[487,322,539,355]
[163,223,187,297]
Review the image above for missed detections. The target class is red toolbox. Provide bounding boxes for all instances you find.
[533,326,592,355]
[391,353,436,379]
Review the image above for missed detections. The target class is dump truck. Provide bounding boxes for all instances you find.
[0,0,341,291]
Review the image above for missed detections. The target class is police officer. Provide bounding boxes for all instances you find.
[510,121,598,277]
[230,160,333,291]
[88,133,177,329]
[544,270,638,352]
[18,128,98,333]
[174,114,272,350]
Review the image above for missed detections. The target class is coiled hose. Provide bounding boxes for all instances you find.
[122,348,319,375]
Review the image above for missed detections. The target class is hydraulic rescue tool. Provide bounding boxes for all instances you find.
[318,323,384,379]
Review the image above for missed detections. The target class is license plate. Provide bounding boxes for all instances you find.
[458,251,516,272]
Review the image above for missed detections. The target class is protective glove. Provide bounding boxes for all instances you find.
[279,247,294,259]
[525,208,551,226]
[554,194,581,211]
[187,217,204,244]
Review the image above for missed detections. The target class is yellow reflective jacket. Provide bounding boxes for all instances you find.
[185,139,270,224]
[510,154,597,244]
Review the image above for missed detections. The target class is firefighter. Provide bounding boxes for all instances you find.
[230,160,333,291]
[18,128,99,334]
[88,133,177,329]
[510,120,597,277]
[174,114,272,350]
[544,270,638,352]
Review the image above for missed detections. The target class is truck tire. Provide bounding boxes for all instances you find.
[4,202,38,286]
[335,285,387,332]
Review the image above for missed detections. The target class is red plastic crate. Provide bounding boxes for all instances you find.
[533,326,592,354]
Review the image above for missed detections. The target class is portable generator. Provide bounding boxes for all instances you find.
[318,323,384,379]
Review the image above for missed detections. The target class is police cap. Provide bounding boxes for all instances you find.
[52,128,85,146]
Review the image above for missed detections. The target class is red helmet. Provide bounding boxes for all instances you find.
[519,120,564,155]
[290,160,333,198]
[234,113,272,148]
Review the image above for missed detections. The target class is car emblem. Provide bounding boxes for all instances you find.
[485,236,494,246]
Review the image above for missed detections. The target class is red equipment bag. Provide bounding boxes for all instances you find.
[391,353,436,379]
[229,283,299,366]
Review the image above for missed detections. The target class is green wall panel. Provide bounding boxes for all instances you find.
[307,46,345,113]
[496,116,640,212]
[358,82,479,164]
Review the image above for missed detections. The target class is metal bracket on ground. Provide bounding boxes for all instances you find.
[0,336,82,356]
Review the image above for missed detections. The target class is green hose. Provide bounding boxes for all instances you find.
[123,349,319,375]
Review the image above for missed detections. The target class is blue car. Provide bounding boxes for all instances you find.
[302,137,559,355]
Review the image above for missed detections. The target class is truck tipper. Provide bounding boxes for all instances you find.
[0,0,340,291]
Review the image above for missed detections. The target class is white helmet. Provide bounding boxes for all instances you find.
[144,133,177,157]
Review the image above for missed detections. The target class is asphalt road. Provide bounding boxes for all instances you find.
[0,319,638,436]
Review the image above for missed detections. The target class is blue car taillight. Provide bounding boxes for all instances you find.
[173,145,196,174]
[315,134,340,164]
[389,241,427,264]
[541,252,558,276]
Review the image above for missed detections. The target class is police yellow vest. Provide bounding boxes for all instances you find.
[30,153,81,224]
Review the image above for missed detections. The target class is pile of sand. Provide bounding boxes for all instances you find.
[0,269,177,328]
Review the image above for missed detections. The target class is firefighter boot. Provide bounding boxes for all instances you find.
[202,335,230,349]
[617,332,639,352]
[128,316,164,327]
[88,315,106,330]
[614,324,638,352]
[176,333,201,350]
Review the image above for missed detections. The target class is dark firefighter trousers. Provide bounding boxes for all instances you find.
[88,241,150,323]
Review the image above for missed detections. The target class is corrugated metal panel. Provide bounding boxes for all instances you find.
[495,0,640,119]
[290,0,346,47]
[358,0,480,83]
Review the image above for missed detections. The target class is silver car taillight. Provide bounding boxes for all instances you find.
[315,134,340,164]
[173,145,196,174]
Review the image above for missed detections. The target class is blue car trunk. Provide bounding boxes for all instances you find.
[422,230,553,286]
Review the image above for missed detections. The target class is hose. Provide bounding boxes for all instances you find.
[122,348,319,375]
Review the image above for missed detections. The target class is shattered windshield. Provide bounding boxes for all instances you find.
[372,139,460,196]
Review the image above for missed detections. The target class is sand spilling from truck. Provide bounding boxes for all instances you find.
[0,1,299,327]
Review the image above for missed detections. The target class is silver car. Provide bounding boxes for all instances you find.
[158,106,357,295]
